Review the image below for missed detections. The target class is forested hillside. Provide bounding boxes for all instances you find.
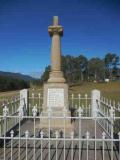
[33,53,120,86]
[0,76,30,92]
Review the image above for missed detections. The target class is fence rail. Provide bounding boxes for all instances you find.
[0,111,119,160]
[0,89,119,160]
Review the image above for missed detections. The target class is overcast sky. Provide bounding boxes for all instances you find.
[0,0,120,77]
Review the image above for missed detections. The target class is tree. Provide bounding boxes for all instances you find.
[0,76,30,92]
[62,55,76,83]
[88,58,105,81]
[76,55,88,81]
[36,53,119,85]
[40,65,50,83]
[104,53,120,79]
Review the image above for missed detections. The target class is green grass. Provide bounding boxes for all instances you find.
[0,82,119,134]
[0,81,120,113]
[69,81,120,102]
[1,81,120,101]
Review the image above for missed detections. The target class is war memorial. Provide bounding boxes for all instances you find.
[37,16,73,132]
[0,16,119,160]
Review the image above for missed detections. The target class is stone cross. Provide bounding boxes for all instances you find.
[53,16,58,26]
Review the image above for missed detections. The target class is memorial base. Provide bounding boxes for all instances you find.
[35,111,74,136]
[36,82,74,136]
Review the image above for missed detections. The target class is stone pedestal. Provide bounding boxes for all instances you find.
[37,83,73,133]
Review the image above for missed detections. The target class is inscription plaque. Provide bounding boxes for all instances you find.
[47,88,64,107]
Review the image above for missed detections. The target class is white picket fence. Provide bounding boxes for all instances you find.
[0,89,119,160]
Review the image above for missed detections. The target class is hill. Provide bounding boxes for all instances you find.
[0,71,35,81]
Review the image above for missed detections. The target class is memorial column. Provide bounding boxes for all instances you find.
[48,16,65,83]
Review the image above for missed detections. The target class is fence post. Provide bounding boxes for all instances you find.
[10,130,14,160]
[55,131,59,160]
[91,89,100,117]
[0,119,2,136]
[20,89,29,115]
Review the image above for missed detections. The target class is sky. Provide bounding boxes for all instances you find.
[0,0,120,77]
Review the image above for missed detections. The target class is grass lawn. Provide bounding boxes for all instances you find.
[0,81,120,104]
[0,90,19,98]
[69,81,120,102]
[0,81,119,134]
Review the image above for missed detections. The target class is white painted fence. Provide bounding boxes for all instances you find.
[0,106,119,160]
[0,89,119,160]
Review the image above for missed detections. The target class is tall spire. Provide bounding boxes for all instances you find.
[48,16,65,83]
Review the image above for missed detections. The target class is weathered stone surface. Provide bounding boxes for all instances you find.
[43,83,69,111]
[47,16,65,83]
[41,16,73,131]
